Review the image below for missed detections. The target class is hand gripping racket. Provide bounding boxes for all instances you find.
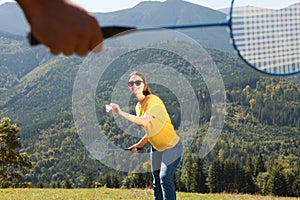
[28,0,300,75]
[86,139,143,160]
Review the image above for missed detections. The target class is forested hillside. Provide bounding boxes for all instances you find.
[0,19,299,198]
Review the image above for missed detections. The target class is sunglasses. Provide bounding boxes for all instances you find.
[128,80,144,87]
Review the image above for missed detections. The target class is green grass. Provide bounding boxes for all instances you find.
[0,188,299,200]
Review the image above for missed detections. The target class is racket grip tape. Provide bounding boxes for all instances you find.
[27,26,137,46]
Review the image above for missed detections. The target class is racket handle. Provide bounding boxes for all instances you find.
[27,32,40,46]
[101,26,136,38]
[27,26,137,46]
[124,147,143,151]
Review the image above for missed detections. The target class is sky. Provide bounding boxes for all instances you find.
[0,0,299,12]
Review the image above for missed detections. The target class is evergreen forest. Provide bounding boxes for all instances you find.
[0,32,299,197]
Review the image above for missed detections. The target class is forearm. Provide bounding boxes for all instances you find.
[16,0,43,21]
[135,135,148,147]
[16,0,39,9]
[119,111,150,127]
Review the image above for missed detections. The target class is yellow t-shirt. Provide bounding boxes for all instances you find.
[135,94,180,151]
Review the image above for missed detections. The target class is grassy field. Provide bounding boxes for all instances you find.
[0,188,299,200]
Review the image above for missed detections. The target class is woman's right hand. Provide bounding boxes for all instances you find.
[109,103,121,115]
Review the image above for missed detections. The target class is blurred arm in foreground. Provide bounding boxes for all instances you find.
[16,0,103,56]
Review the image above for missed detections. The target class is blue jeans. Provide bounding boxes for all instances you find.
[150,141,182,200]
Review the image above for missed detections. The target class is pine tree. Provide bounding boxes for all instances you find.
[180,153,208,193]
[208,159,224,193]
[194,156,209,193]
[0,117,32,188]
[181,153,193,192]
[292,160,300,197]
[57,181,61,188]
[255,172,270,195]
[223,159,245,193]
[244,156,256,194]
[268,163,288,196]
[292,176,300,197]
[83,171,94,188]
[255,153,266,176]
[65,177,73,189]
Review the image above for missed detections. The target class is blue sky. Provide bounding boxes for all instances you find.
[0,0,299,12]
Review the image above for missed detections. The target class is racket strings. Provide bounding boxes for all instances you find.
[231,3,300,74]
[86,140,107,159]
[87,139,128,160]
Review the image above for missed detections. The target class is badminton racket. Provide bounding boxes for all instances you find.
[28,0,300,75]
[86,139,143,160]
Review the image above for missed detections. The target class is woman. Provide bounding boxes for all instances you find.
[110,71,182,200]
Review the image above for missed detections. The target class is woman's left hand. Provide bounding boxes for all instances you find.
[127,144,141,153]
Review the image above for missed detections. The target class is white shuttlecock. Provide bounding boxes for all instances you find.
[106,104,112,114]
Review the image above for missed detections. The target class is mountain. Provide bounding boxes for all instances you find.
[0,1,232,53]
[94,0,232,52]
[0,31,54,94]
[93,0,225,27]
[0,0,299,188]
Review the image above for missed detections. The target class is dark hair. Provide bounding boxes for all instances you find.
[128,71,151,96]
